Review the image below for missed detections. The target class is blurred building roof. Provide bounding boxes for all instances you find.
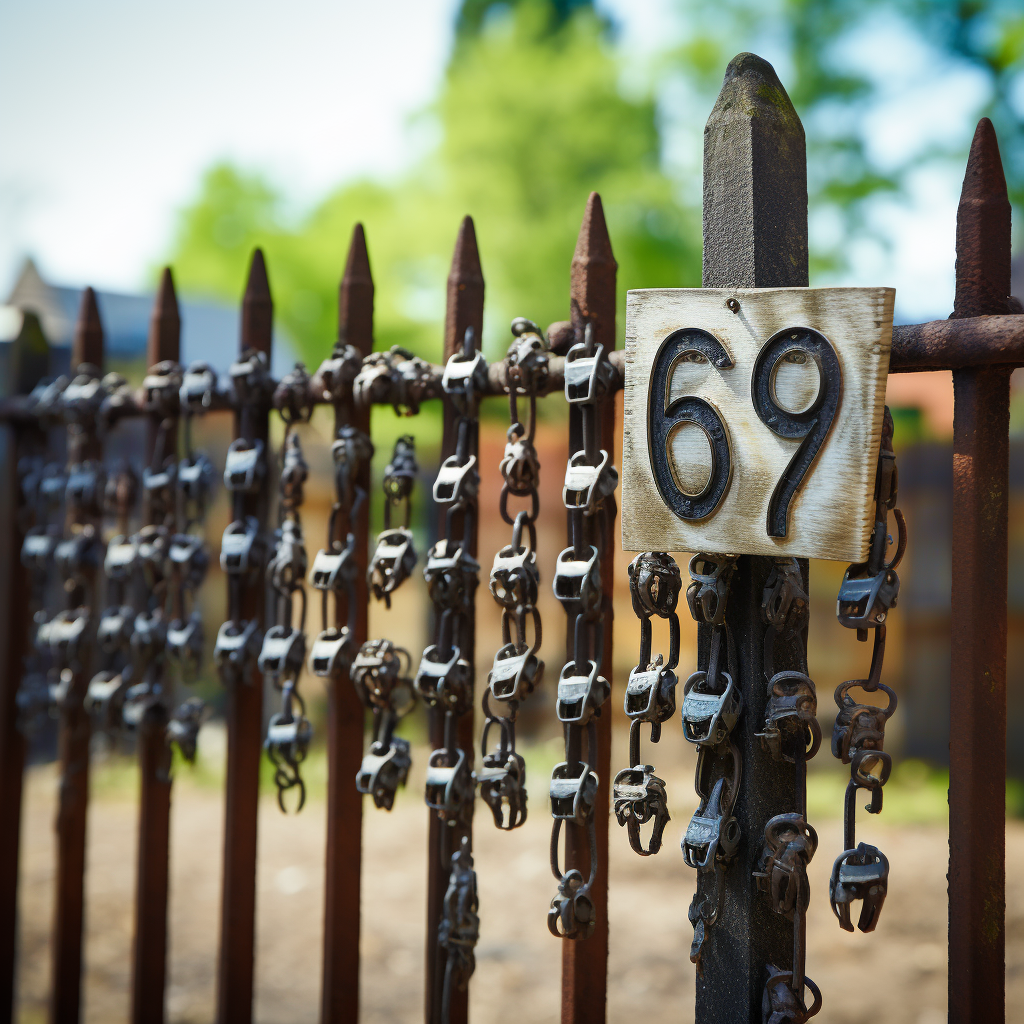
[4,258,299,375]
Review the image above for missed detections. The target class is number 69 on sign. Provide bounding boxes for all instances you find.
[621,287,895,563]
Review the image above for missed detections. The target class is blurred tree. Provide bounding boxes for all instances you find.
[165,0,697,367]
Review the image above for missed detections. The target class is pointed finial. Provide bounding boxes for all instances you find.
[444,216,484,360]
[9,310,49,396]
[569,192,617,353]
[338,223,374,356]
[148,267,181,367]
[72,286,104,372]
[703,52,807,288]
[952,117,1014,319]
[241,248,273,356]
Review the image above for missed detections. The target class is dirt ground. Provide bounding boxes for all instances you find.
[12,730,1024,1024]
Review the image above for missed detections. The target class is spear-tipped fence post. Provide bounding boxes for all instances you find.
[51,287,105,1024]
[559,191,617,1024]
[0,311,49,1024]
[130,268,180,1024]
[696,53,809,1023]
[947,117,1016,1024]
[216,250,274,1024]
[425,215,484,1024]
[320,225,374,1024]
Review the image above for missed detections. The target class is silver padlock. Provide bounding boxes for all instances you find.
[97,605,135,653]
[432,455,479,505]
[563,339,615,404]
[487,643,543,703]
[549,761,598,824]
[178,453,216,506]
[441,349,488,409]
[308,627,353,679]
[104,534,138,581]
[258,625,306,681]
[309,537,357,591]
[624,661,678,724]
[166,613,204,673]
[220,517,264,576]
[555,659,610,725]
[562,449,617,514]
[180,362,218,412]
[415,645,471,712]
[169,534,209,590]
[424,746,473,821]
[355,738,411,811]
[223,438,265,493]
[213,619,262,680]
[21,527,58,573]
[681,670,742,747]
[552,545,601,615]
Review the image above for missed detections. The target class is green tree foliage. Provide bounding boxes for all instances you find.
[165,1,698,367]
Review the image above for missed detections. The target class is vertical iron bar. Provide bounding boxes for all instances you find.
[948,117,1015,1024]
[425,216,484,1024]
[0,312,49,1024]
[320,225,373,1024]
[51,288,105,1024]
[559,191,617,1024]
[216,251,273,1024]
[697,53,808,1024]
[130,269,180,1024]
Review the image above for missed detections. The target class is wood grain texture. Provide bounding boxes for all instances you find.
[622,286,894,562]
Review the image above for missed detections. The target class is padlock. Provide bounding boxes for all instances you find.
[220,517,264,577]
[759,670,821,762]
[355,738,412,811]
[350,639,404,702]
[213,619,262,680]
[549,761,599,824]
[315,344,362,400]
[122,682,158,730]
[441,348,488,409]
[55,530,100,581]
[477,750,527,830]
[424,746,473,822]
[552,545,601,615]
[143,460,177,506]
[62,373,105,424]
[624,660,677,724]
[506,318,549,392]
[547,869,595,940]
[762,967,822,1024]
[85,670,129,731]
[223,438,265,493]
[265,711,313,758]
[836,563,900,630]
[131,609,167,664]
[21,527,58,573]
[308,627,354,679]
[103,534,138,581]
[143,361,183,417]
[166,613,205,673]
[229,349,272,405]
[169,534,209,591]
[382,435,417,503]
[177,454,216,508]
[423,539,479,610]
[97,605,135,654]
[686,553,737,625]
[555,660,610,725]
[489,542,539,609]
[682,777,740,872]
[136,525,171,586]
[65,462,104,517]
[267,519,308,592]
[612,764,670,856]
[309,537,358,591]
[829,842,888,933]
[179,361,218,412]
[762,559,809,633]
[258,626,307,682]
[487,643,543,703]
[166,697,205,763]
[500,437,541,494]
[753,813,818,919]
[415,645,472,714]
[562,449,618,514]
[331,424,373,484]
[832,692,893,764]
[628,551,683,619]
[563,339,615,404]
[681,670,742,747]
[368,528,417,602]
[432,454,479,505]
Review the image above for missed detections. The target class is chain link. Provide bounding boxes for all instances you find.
[829,406,903,936]
[478,319,549,832]
[548,322,617,942]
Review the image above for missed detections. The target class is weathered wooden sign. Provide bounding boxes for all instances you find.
[622,287,895,562]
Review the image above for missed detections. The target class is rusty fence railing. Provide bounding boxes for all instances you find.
[0,49,1019,1024]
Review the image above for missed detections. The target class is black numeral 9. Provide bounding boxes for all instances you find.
[648,328,733,522]
[751,327,842,538]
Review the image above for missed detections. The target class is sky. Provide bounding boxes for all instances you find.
[0,0,1006,323]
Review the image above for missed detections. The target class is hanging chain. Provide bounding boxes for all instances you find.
[613,552,681,856]
[419,325,485,1019]
[479,318,549,831]
[829,406,904,934]
[17,374,71,731]
[680,553,742,971]
[548,322,617,941]
[259,364,314,813]
[754,556,822,1023]
[351,436,420,811]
